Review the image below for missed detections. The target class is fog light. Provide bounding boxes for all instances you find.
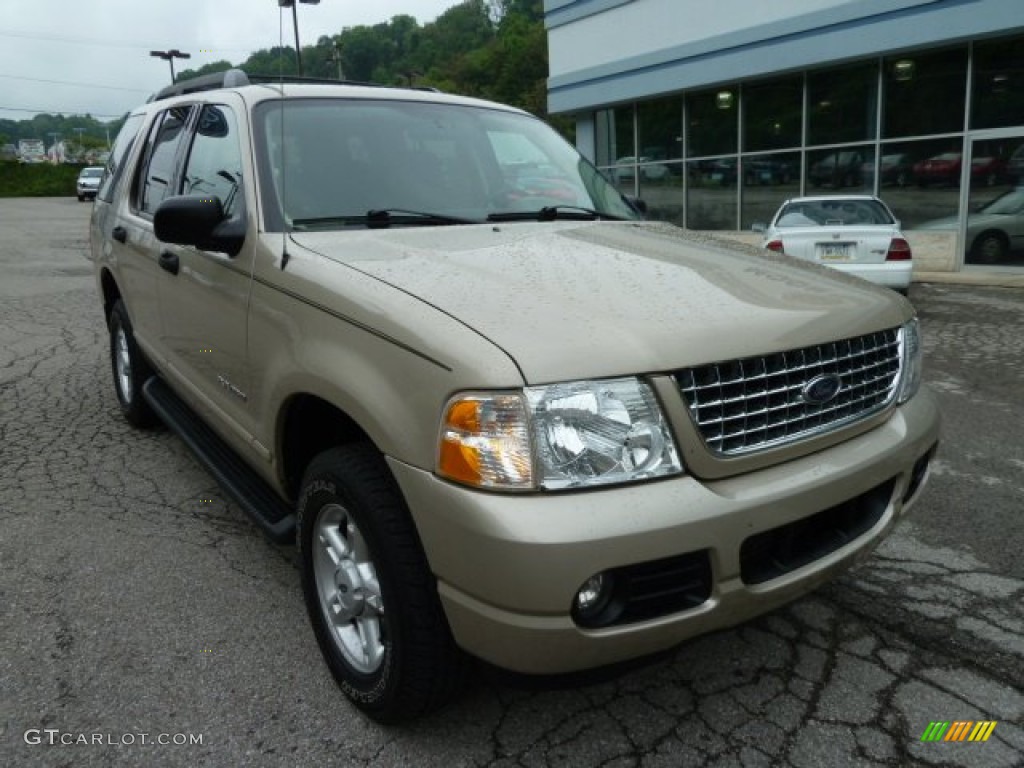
[573,572,616,627]
[576,574,606,610]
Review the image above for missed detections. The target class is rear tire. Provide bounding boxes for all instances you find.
[109,299,158,428]
[297,445,465,723]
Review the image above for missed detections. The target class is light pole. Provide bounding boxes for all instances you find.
[150,49,191,83]
[278,0,320,76]
[326,39,344,80]
[47,132,60,164]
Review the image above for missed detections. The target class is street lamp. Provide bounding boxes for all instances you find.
[150,49,191,83]
[278,0,320,76]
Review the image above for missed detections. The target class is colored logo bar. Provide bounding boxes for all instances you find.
[921,721,997,742]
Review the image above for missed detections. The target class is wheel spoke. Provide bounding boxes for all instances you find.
[319,525,349,565]
[356,615,385,667]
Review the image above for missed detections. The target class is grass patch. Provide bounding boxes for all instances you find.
[0,161,84,197]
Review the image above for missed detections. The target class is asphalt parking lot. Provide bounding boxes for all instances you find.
[1,197,1022,767]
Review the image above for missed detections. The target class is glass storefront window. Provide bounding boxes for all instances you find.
[964,136,1024,266]
[686,88,737,157]
[595,106,634,167]
[638,96,683,163]
[879,138,961,229]
[743,75,802,151]
[741,151,801,230]
[806,145,874,192]
[639,163,684,226]
[972,36,1024,130]
[686,157,737,229]
[883,47,967,138]
[808,63,878,146]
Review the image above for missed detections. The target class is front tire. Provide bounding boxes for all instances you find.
[297,445,465,723]
[971,232,1007,264]
[108,299,158,427]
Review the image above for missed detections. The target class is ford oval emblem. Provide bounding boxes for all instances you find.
[802,374,843,405]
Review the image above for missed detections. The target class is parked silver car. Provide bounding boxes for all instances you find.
[76,166,104,201]
[919,188,1024,263]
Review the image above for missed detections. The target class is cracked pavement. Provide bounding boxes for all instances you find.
[1,198,1021,767]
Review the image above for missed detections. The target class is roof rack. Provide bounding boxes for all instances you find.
[148,68,439,102]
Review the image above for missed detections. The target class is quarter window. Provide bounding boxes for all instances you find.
[97,113,145,203]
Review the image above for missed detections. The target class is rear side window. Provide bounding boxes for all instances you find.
[96,113,145,203]
[134,105,193,216]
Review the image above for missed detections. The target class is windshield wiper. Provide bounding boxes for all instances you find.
[366,208,478,228]
[487,205,624,223]
[292,208,478,230]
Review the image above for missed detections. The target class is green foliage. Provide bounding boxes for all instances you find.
[0,162,83,198]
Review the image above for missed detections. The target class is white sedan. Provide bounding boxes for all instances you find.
[756,195,912,293]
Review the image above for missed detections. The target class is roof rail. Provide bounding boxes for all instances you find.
[149,68,251,102]
[147,67,443,103]
[243,73,441,92]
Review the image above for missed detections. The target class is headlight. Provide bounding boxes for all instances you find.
[897,318,923,404]
[437,377,683,491]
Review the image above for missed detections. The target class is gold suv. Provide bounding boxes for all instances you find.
[91,69,940,722]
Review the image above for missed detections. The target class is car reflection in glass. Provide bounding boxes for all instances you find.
[919,187,1024,263]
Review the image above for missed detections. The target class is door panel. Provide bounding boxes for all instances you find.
[155,103,256,450]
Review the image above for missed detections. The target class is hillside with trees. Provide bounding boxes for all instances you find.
[0,0,554,156]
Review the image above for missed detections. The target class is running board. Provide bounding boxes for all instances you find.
[142,377,296,543]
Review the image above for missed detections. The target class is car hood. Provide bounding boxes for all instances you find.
[917,213,1004,231]
[291,221,908,383]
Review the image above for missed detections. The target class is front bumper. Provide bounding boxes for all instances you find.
[389,388,940,674]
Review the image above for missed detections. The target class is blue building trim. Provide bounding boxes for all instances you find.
[547,0,1022,113]
[545,0,634,30]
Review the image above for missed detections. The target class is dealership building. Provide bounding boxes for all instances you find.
[544,0,1024,272]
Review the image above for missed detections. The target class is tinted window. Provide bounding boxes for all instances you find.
[686,88,737,157]
[972,35,1024,130]
[181,105,243,217]
[743,76,802,152]
[595,105,634,167]
[136,105,192,216]
[808,63,878,146]
[638,96,682,162]
[883,47,967,138]
[97,113,145,203]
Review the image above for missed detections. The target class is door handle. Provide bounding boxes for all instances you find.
[159,251,180,275]
[112,225,127,243]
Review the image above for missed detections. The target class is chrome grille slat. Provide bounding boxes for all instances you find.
[675,328,902,456]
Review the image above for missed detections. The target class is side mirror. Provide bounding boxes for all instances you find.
[751,222,767,233]
[154,195,244,256]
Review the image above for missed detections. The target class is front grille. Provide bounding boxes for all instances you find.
[675,328,902,456]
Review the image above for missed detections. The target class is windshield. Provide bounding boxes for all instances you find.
[81,168,104,178]
[774,198,895,228]
[254,98,639,230]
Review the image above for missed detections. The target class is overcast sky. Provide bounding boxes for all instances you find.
[0,0,459,123]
